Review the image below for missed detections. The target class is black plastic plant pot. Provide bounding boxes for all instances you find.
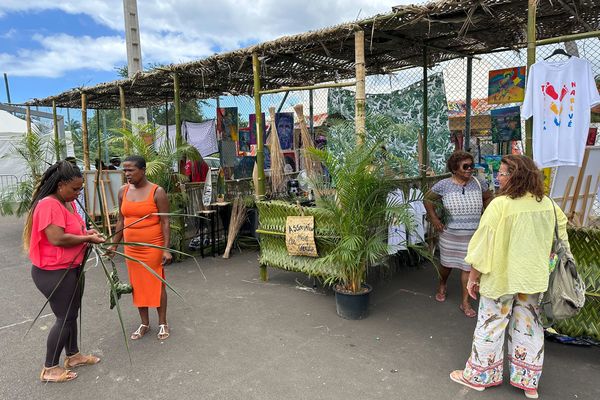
[334,283,373,320]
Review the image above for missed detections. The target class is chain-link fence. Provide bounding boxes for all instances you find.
[191,38,600,224]
[30,37,600,225]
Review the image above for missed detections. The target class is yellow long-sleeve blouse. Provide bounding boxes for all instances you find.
[464,194,569,299]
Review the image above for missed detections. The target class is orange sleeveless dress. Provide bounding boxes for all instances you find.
[121,184,164,307]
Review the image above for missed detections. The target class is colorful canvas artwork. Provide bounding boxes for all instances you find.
[238,128,251,153]
[488,67,526,104]
[249,113,266,145]
[217,107,239,141]
[275,112,294,150]
[491,106,522,143]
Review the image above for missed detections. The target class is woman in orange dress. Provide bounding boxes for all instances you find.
[109,155,172,340]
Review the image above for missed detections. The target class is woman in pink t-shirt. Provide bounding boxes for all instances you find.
[23,161,104,383]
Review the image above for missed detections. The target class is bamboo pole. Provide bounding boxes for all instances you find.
[119,86,129,154]
[354,29,366,144]
[96,110,106,231]
[422,47,429,176]
[525,0,536,158]
[25,106,32,136]
[81,93,90,170]
[173,73,182,149]
[259,81,356,94]
[252,52,266,199]
[536,30,600,45]
[52,100,60,162]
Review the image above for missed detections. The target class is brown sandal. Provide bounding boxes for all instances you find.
[40,365,77,382]
[64,353,101,369]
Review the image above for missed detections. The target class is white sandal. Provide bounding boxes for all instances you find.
[157,324,170,340]
[131,324,150,340]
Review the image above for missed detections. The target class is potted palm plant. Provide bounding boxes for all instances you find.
[307,140,415,319]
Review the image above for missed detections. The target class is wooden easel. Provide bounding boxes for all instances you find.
[564,147,600,227]
[87,170,119,235]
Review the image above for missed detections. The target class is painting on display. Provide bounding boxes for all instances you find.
[217,107,239,141]
[275,112,294,150]
[490,106,522,143]
[238,128,251,153]
[488,67,526,104]
[249,113,266,145]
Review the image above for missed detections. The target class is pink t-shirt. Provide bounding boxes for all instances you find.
[29,197,87,270]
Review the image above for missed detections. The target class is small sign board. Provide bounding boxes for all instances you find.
[285,216,318,257]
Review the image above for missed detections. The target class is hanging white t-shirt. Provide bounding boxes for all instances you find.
[522,57,600,168]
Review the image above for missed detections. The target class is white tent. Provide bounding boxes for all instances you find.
[0,110,38,179]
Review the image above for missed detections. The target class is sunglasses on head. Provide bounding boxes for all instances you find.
[461,163,474,170]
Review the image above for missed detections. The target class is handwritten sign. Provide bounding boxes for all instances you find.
[285,216,318,257]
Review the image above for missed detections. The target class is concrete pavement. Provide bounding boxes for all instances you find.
[0,216,598,400]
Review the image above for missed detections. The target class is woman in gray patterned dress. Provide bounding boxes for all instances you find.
[424,151,494,317]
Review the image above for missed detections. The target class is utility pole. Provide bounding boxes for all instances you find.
[3,73,11,104]
[123,0,147,130]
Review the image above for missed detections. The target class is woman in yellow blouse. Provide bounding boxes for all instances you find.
[449,155,569,399]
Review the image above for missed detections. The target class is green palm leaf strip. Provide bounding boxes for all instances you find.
[107,248,185,301]
[95,248,132,364]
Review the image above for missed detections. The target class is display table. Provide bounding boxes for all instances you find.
[194,202,231,257]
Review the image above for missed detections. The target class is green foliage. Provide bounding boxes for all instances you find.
[306,132,415,293]
[0,130,55,216]
[111,122,199,192]
[150,101,206,126]
[326,114,418,176]
[110,122,200,253]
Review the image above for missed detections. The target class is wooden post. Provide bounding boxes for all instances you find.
[119,85,129,154]
[525,0,536,158]
[81,93,90,170]
[25,105,32,137]
[173,73,182,148]
[464,57,473,153]
[52,100,60,162]
[252,52,266,200]
[354,28,366,144]
[422,47,429,176]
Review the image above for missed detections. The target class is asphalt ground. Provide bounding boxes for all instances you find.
[0,215,598,400]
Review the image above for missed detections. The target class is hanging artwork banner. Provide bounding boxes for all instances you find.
[491,106,522,143]
[275,112,294,150]
[217,107,239,141]
[285,216,318,257]
[239,128,251,153]
[488,67,526,104]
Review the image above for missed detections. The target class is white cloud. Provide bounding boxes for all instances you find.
[1,34,125,77]
[0,0,416,78]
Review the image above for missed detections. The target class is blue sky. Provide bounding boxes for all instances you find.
[0,0,409,110]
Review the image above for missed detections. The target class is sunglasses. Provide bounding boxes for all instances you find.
[461,163,474,170]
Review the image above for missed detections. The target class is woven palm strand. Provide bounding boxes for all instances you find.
[256,200,339,279]
[223,196,247,259]
[554,227,600,340]
[267,107,286,195]
[293,104,322,180]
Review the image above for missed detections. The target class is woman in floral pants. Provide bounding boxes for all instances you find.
[450,155,570,399]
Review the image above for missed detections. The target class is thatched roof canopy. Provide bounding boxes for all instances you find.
[27,0,600,109]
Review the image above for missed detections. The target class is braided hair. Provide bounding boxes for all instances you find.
[22,160,83,251]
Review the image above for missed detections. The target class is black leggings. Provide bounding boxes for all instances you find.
[31,266,83,367]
